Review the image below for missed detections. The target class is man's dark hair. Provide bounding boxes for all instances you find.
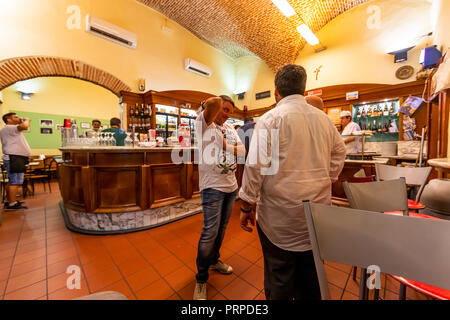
[275,64,307,98]
[219,95,235,108]
[110,117,121,127]
[2,113,16,124]
[244,118,254,123]
[92,119,101,125]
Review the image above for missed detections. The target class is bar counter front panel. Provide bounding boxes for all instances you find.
[58,147,201,234]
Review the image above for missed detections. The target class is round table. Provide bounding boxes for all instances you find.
[427,158,450,177]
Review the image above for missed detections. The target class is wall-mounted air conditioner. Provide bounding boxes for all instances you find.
[184,58,212,78]
[86,14,137,49]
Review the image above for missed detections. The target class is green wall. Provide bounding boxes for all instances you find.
[10,110,109,149]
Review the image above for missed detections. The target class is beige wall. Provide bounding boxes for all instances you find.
[233,57,275,110]
[2,77,119,119]
[1,77,119,155]
[0,0,235,95]
[236,0,433,110]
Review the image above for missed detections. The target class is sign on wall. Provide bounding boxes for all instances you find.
[346,91,359,100]
[255,90,271,100]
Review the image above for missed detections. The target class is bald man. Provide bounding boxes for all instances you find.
[305,95,324,111]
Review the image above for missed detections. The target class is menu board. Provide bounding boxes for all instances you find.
[327,107,342,125]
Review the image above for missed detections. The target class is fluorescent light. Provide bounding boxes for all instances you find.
[271,0,296,18]
[297,24,320,46]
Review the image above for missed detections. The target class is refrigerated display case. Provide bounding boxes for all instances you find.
[353,99,400,142]
[180,108,198,144]
[155,104,179,141]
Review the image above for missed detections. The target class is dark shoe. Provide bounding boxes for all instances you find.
[5,202,28,210]
[4,201,24,208]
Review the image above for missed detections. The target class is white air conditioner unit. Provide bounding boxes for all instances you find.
[184,58,212,78]
[86,14,137,49]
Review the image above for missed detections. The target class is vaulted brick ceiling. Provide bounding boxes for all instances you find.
[137,0,369,71]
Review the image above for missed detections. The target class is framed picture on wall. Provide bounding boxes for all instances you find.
[41,128,53,134]
[81,122,90,129]
[40,119,53,127]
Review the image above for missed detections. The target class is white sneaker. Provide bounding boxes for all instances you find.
[193,282,207,300]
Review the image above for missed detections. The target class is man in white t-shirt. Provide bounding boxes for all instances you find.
[340,111,361,154]
[0,113,31,210]
[193,95,245,300]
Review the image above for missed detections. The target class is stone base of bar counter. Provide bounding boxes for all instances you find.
[59,198,202,235]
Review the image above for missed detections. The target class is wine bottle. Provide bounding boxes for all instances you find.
[367,123,370,131]
[372,120,377,133]
[378,122,382,132]
[383,121,388,133]
[389,103,395,115]
[362,107,366,118]
[356,108,361,119]
[383,104,389,116]
[367,106,372,117]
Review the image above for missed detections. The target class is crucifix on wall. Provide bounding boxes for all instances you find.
[313,65,323,80]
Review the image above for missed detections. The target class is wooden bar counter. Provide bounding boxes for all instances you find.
[58,146,202,234]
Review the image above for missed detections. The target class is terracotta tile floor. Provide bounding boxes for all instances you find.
[0,182,430,300]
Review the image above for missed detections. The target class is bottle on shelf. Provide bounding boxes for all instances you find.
[383,104,389,116]
[362,107,366,118]
[356,108,361,119]
[364,122,367,130]
[367,106,372,117]
[372,120,377,133]
[378,122,382,132]
[383,121,388,133]
[389,102,395,116]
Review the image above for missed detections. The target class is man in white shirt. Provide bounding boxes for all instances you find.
[193,95,245,300]
[340,110,361,154]
[239,64,346,300]
[0,113,31,210]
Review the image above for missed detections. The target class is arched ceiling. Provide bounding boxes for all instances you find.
[137,0,370,71]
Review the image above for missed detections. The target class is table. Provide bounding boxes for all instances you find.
[427,158,450,178]
[376,154,426,166]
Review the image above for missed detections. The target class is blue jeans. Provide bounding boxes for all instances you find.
[196,188,237,283]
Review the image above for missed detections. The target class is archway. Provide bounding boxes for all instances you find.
[0,56,131,97]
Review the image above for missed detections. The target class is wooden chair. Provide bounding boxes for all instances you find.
[303,201,450,300]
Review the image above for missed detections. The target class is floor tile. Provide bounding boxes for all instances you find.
[153,255,184,277]
[4,280,47,300]
[125,266,160,292]
[94,279,134,299]
[6,267,47,293]
[117,256,151,277]
[224,254,252,276]
[9,256,47,278]
[135,279,175,300]
[86,266,123,292]
[47,256,81,278]
[221,277,260,300]
[47,280,90,300]
[164,265,196,292]
[208,273,237,292]
[324,265,349,289]
[240,264,264,291]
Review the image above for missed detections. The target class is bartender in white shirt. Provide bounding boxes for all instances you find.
[340,110,361,154]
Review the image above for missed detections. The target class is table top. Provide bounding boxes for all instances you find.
[427,158,450,170]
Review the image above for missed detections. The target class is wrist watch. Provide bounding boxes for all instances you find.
[240,207,252,214]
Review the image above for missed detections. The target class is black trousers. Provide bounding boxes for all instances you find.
[257,224,321,300]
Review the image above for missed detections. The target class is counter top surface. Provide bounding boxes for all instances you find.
[60,146,198,152]
[345,158,389,165]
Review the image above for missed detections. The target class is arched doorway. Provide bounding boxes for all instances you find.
[0,56,131,96]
